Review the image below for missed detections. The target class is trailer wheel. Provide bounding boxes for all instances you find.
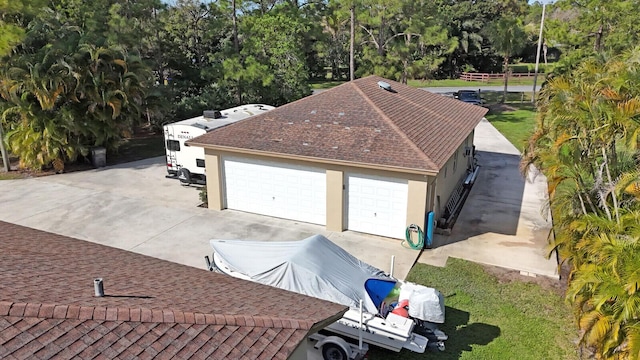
[322,343,347,360]
[178,168,191,185]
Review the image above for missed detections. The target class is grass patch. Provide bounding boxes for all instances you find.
[309,80,347,89]
[481,91,534,104]
[367,259,578,360]
[485,104,537,152]
[0,171,23,180]
[510,63,556,74]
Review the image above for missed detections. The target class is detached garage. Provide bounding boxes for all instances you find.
[223,158,327,225]
[189,76,487,239]
[346,173,408,239]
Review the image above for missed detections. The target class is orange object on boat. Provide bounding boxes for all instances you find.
[391,299,409,318]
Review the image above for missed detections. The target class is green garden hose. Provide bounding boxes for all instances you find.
[402,224,424,250]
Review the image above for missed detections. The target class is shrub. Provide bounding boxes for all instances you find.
[510,65,530,73]
[199,186,208,204]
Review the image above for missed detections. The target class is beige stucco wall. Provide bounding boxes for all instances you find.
[204,150,223,210]
[321,164,434,234]
[326,169,344,231]
[433,131,475,220]
[202,149,443,237]
[407,179,429,228]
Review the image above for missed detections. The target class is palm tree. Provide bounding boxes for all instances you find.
[320,6,349,80]
[484,17,526,103]
[522,49,640,359]
[0,12,151,171]
[566,213,640,359]
[73,44,148,147]
[459,19,483,55]
[0,43,78,171]
[0,122,9,172]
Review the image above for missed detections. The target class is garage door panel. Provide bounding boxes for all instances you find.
[224,158,326,225]
[376,188,391,197]
[298,177,312,186]
[362,188,375,196]
[347,174,408,239]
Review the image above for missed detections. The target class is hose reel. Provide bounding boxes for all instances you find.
[403,224,425,250]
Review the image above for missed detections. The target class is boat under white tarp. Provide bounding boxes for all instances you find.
[209,234,386,314]
[210,234,445,323]
[209,234,448,353]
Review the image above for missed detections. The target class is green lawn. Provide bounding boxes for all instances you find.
[367,259,579,360]
[309,80,348,89]
[485,105,537,152]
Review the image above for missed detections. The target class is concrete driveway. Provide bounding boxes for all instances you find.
[0,158,419,279]
[418,118,559,278]
[0,118,557,280]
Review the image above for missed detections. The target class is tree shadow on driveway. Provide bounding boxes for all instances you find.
[432,150,528,249]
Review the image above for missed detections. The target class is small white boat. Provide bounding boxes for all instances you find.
[206,234,447,354]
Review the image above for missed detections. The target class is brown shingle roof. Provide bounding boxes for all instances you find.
[0,221,347,359]
[190,76,488,173]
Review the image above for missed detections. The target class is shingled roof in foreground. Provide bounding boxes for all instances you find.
[0,221,347,359]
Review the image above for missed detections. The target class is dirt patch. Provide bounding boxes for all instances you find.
[2,152,119,179]
[132,125,160,139]
[0,126,162,179]
[481,262,570,297]
[0,156,85,179]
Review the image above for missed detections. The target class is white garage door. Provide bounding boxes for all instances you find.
[347,174,408,239]
[223,158,326,225]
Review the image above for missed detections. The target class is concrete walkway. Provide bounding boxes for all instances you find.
[418,118,559,278]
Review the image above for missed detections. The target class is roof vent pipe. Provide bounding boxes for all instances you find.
[377,81,392,91]
[94,278,104,297]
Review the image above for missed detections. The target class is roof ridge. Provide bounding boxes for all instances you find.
[397,85,483,132]
[0,301,314,330]
[368,75,481,129]
[351,81,439,170]
[267,80,356,112]
[212,80,358,129]
[403,86,465,123]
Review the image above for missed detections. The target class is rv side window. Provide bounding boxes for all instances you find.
[166,140,180,151]
[196,159,205,168]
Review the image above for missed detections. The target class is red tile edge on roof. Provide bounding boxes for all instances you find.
[0,301,315,330]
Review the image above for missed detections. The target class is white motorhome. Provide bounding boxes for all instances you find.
[164,104,274,185]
